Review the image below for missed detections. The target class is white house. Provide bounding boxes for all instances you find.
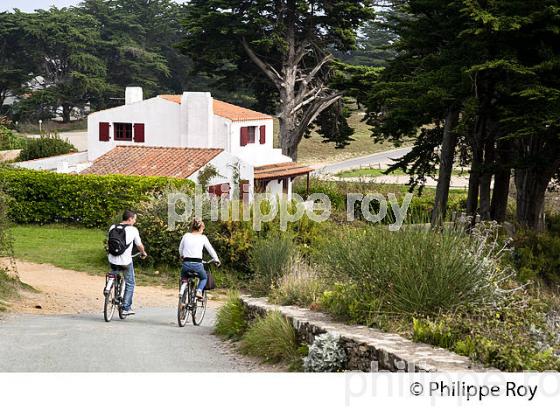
[82,87,312,200]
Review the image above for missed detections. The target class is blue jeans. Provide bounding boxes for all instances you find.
[181,261,207,291]
[110,262,135,311]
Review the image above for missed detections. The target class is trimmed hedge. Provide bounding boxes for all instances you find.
[0,167,194,227]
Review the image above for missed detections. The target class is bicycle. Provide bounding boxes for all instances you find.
[177,260,215,327]
[103,253,140,322]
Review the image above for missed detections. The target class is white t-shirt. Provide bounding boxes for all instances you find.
[108,224,143,266]
[179,233,219,262]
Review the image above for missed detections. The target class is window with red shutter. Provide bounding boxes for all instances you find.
[240,127,248,146]
[114,123,133,141]
[99,122,110,141]
[134,123,145,143]
[259,125,266,144]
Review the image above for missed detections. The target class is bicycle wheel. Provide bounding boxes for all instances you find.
[103,282,116,322]
[192,290,207,326]
[177,282,189,327]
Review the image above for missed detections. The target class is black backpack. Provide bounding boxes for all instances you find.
[108,224,132,256]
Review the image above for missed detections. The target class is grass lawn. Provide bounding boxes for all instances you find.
[10,224,176,286]
[273,111,407,166]
[11,224,107,274]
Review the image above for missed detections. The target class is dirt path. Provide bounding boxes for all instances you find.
[8,259,177,315]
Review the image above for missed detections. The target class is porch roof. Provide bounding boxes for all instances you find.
[253,162,313,181]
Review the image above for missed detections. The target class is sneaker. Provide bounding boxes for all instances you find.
[123,309,136,316]
[196,290,203,300]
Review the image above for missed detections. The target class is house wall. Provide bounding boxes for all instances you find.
[87,98,181,161]
[212,115,230,150]
[182,92,214,148]
[228,119,291,166]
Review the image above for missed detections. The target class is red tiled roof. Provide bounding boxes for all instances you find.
[81,146,223,178]
[254,162,313,180]
[159,95,272,122]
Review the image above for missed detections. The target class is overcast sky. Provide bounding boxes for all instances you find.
[1,0,187,12]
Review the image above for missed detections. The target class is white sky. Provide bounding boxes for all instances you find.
[1,0,187,12]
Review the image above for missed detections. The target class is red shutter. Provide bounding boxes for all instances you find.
[259,125,266,144]
[240,127,248,146]
[209,183,230,197]
[99,122,110,141]
[134,123,145,143]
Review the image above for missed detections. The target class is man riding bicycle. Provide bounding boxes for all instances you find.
[179,218,220,299]
[107,210,147,316]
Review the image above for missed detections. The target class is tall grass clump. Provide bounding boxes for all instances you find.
[214,291,248,340]
[249,233,295,295]
[240,311,300,366]
[269,258,325,307]
[320,223,512,319]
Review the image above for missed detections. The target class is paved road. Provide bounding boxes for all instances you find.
[0,307,255,372]
[312,146,412,175]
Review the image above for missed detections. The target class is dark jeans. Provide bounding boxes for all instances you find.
[181,261,207,291]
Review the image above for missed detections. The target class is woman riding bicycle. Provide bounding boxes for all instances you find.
[179,218,220,299]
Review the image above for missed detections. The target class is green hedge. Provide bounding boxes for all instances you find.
[17,135,76,161]
[0,167,194,227]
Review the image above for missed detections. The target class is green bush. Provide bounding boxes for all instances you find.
[214,291,248,340]
[17,133,76,161]
[0,126,28,150]
[0,167,193,228]
[294,177,467,223]
[513,231,560,285]
[240,310,301,366]
[249,233,296,296]
[412,296,560,371]
[319,224,510,317]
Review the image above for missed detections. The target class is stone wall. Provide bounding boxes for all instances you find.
[241,296,491,372]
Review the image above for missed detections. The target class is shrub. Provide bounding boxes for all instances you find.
[214,291,248,340]
[269,258,325,307]
[249,233,296,295]
[240,310,301,366]
[17,133,76,161]
[319,223,511,317]
[0,126,28,150]
[512,231,560,285]
[0,167,193,227]
[303,333,347,372]
[412,295,560,371]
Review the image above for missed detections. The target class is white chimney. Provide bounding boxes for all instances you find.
[125,87,143,105]
[181,92,213,148]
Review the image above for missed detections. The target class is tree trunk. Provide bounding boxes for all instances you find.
[278,112,298,160]
[515,168,549,231]
[490,141,511,222]
[479,139,495,220]
[431,108,459,227]
[466,149,482,222]
[62,104,72,123]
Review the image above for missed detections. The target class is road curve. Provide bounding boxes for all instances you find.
[312,146,412,175]
[0,307,257,372]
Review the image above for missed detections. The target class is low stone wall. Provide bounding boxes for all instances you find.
[241,296,490,372]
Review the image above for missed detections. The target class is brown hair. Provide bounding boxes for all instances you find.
[191,217,203,232]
